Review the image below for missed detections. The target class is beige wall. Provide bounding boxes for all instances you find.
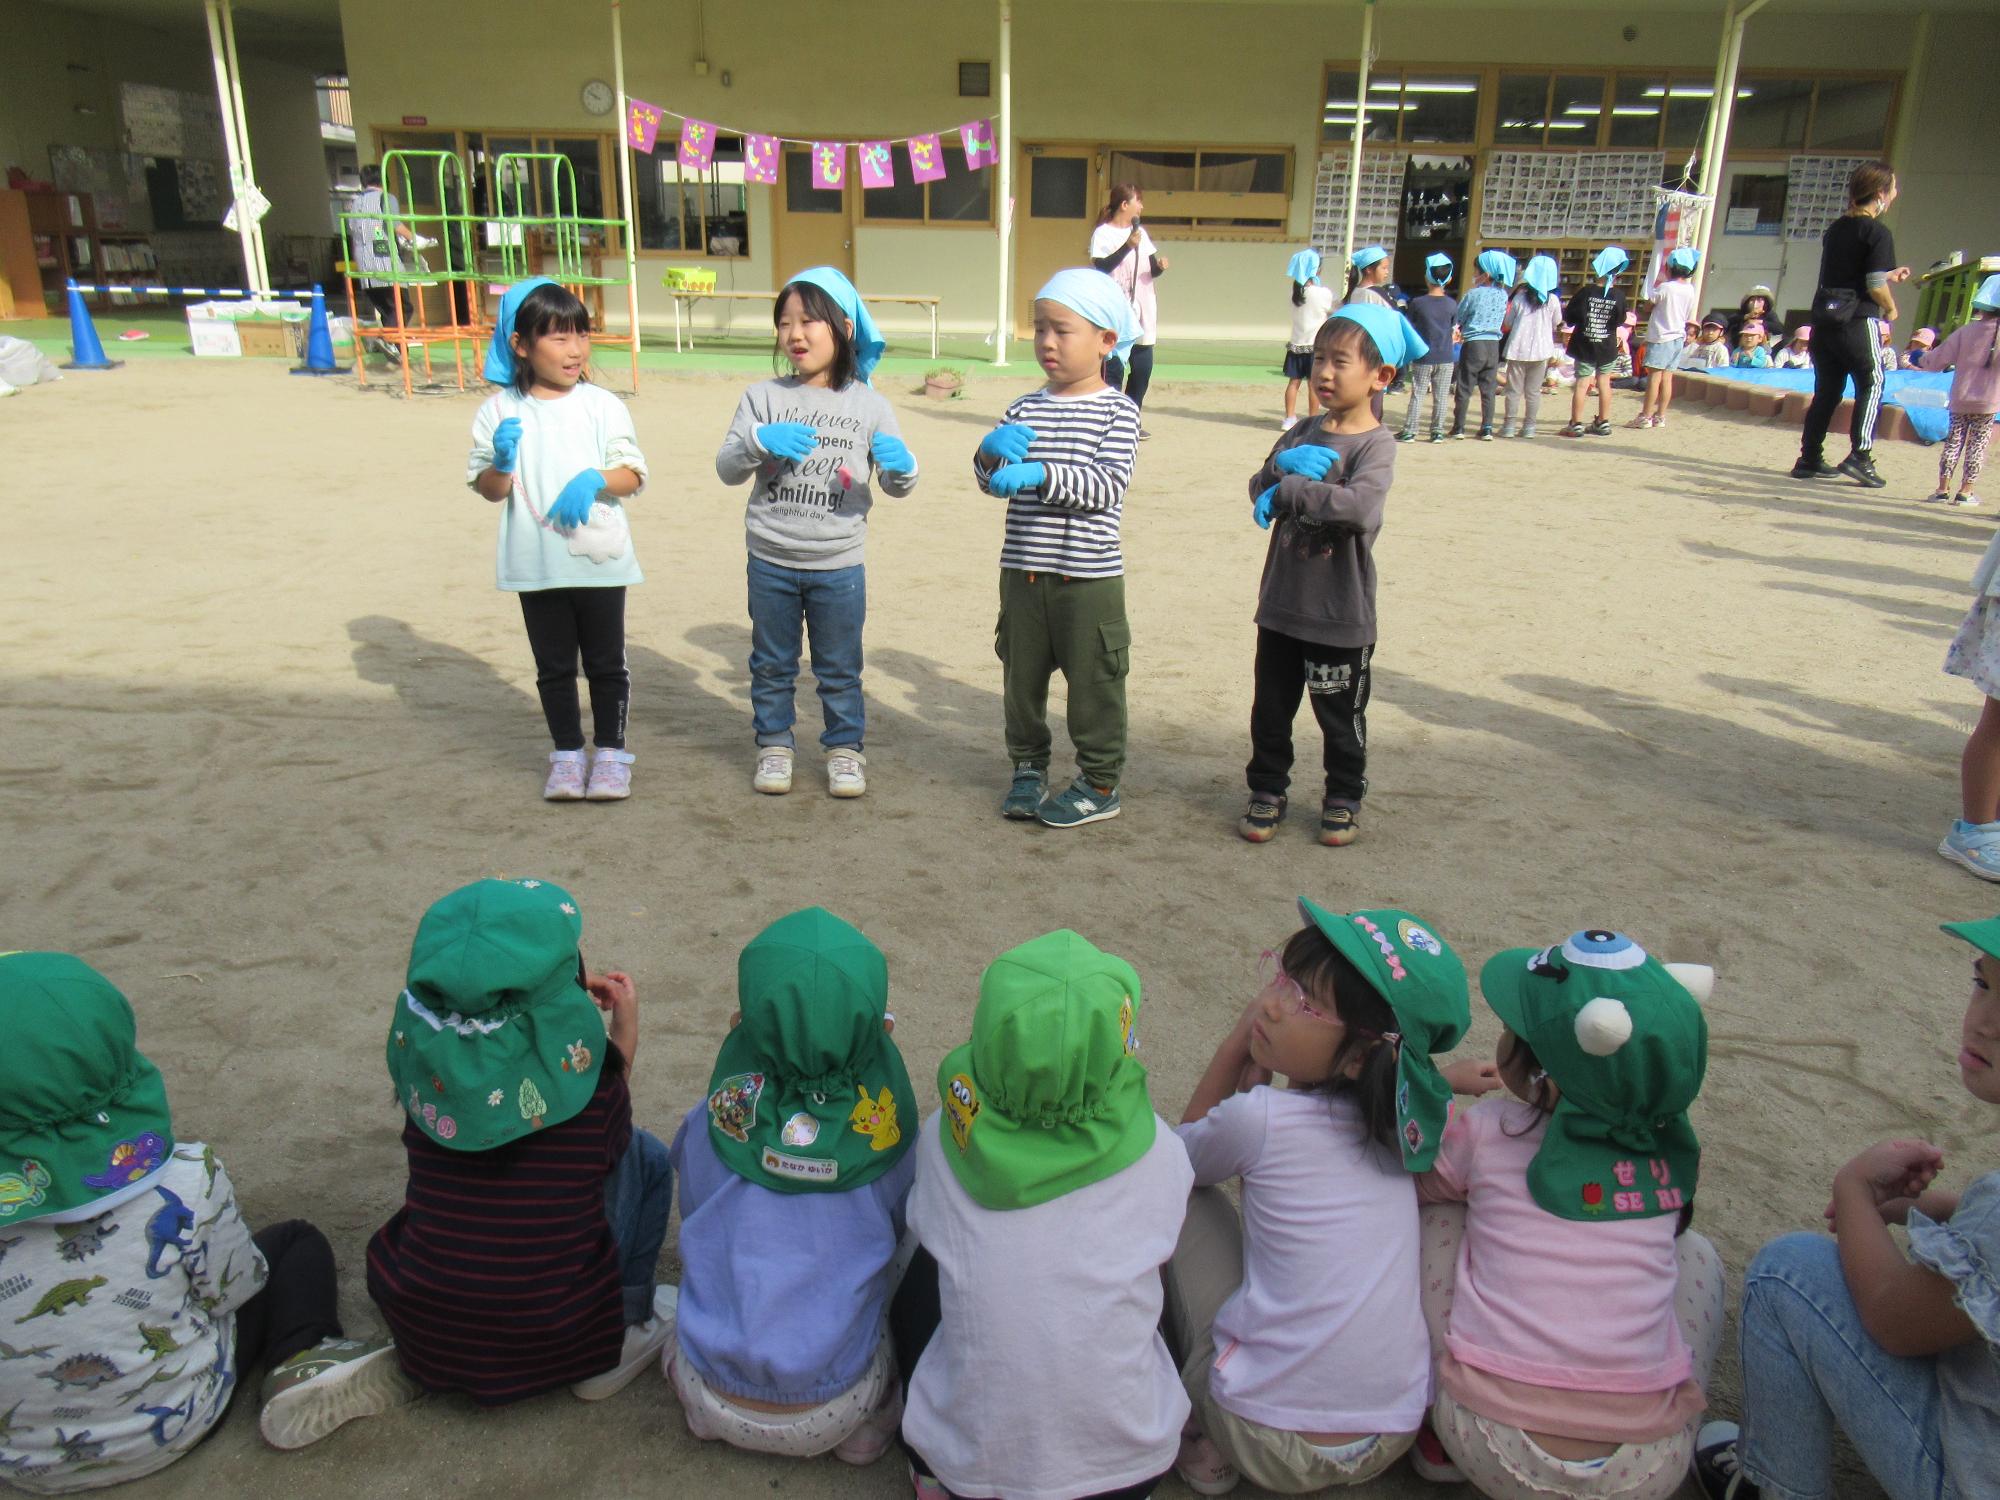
[336,0,2000,343]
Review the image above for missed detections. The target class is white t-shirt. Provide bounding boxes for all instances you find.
[1088,221,1160,346]
[903,1110,1194,1500]
[466,381,648,591]
[1645,279,1697,345]
[1176,1088,1431,1433]
[1288,283,1338,351]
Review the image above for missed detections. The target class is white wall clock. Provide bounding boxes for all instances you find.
[580,79,615,116]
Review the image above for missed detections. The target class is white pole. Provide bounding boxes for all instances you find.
[993,0,1012,366]
[1694,0,1735,189]
[203,1,262,294]
[1342,0,1376,265]
[1691,0,1769,308]
[1889,9,1931,186]
[611,0,643,363]
[218,0,270,292]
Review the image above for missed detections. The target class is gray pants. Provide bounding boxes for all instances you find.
[1502,358,1550,435]
[1400,363,1452,437]
[1451,342,1500,433]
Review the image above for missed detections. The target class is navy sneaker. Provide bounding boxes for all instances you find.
[1319,802,1360,846]
[1239,794,1287,843]
[1691,1420,1758,1499]
[1037,775,1122,828]
[1001,762,1046,821]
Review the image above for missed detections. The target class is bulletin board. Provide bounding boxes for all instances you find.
[48,145,152,232]
[1784,156,1874,241]
[120,83,227,162]
[1479,152,1662,241]
[1312,150,1409,260]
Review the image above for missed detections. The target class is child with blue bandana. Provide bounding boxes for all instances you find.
[1634,247,1701,429]
[1559,248,1631,438]
[468,280,647,803]
[1399,253,1459,444]
[1449,250,1514,440]
[1500,255,1565,440]
[1239,303,1424,848]
[1282,248,1337,431]
[716,267,919,801]
[976,270,1142,829]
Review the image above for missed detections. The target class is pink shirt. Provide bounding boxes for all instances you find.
[1925,319,2000,415]
[1417,1098,1702,1441]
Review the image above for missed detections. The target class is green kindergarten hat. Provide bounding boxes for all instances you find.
[1480,930,1709,1223]
[706,907,915,1194]
[0,952,174,1226]
[387,878,604,1152]
[939,930,1156,1211]
[1942,915,2000,960]
[1296,899,1471,1172]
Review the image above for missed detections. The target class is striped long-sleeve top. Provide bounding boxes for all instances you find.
[366,1050,632,1405]
[973,386,1140,578]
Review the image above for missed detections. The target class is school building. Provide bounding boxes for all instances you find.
[4,0,1999,351]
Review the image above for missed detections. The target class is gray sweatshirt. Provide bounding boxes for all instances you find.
[715,377,919,570]
[1246,421,1395,647]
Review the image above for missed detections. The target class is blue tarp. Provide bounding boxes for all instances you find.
[1694,365,1957,443]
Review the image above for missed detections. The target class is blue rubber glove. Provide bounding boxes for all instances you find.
[756,422,819,462]
[550,468,603,529]
[978,423,1038,464]
[986,462,1046,498]
[491,416,523,475]
[1273,444,1339,480]
[870,432,915,474]
[1253,484,1278,530]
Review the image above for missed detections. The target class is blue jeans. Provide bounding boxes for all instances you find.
[605,1126,672,1326]
[746,555,866,751]
[1739,1232,1957,1500]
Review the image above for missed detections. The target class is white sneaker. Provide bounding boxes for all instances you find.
[1280,415,1299,430]
[753,746,794,795]
[832,1382,903,1466]
[827,748,867,798]
[586,748,633,800]
[571,1285,677,1401]
[543,750,586,800]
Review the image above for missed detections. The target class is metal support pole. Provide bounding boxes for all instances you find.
[203,1,263,294]
[1889,10,1931,185]
[1341,0,1377,264]
[611,0,644,384]
[218,1,270,291]
[993,0,1013,365]
[1691,0,1770,309]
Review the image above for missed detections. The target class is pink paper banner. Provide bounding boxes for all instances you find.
[907,133,946,184]
[744,133,780,185]
[959,118,997,170]
[858,141,895,190]
[677,118,717,172]
[625,98,664,154]
[812,141,847,190]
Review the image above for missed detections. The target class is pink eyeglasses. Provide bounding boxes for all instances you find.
[1257,950,1342,1025]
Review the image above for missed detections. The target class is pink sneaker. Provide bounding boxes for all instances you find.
[831,1383,902,1466]
[543,751,586,800]
[586,748,633,800]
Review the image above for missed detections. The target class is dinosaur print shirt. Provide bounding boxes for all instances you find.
[0,1143,265,1492]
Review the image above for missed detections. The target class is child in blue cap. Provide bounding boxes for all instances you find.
[468,279,648,801]
[1239,303,1426,848]
[1399,253,1459,444]
[1282,248,1337,431]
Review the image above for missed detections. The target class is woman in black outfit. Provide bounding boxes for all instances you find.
[1793,160,1913,488]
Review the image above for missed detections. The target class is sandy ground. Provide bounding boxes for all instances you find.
[4,355,1994,1500]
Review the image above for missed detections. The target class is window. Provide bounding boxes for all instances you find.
[860,143,992,225]
[1609,75,1664,147]
[1551,75,1605,141]
[1029,155,1088,217]
[1495,73,1551,144]
[1494,74,1603,145]
[1731,76,1812,150]
[1398,74,1481,143]
[958,60,991,97]
[1108,147,1292,232]
[1809,78,1895,150]
[631,134,749,255]
[1324,66,1480,144]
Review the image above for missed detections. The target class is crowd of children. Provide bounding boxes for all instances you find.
[7,895,1991,1500]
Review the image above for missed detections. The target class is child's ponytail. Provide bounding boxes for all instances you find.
[1292,280,1308,308]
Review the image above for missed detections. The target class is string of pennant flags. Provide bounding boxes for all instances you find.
[624,99,999,190]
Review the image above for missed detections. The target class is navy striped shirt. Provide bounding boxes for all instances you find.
[974,386,1139,578]
[367,1054,631,1405]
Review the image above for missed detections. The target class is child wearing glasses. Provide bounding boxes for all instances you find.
[1161,898,1500,1495]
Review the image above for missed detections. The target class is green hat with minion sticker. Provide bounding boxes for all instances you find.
[388,878,606,1152]
[939,930,1155,1211]
[1295,899,1471,1172]
[706,907,915,1194]
[1479,931,1711,1223]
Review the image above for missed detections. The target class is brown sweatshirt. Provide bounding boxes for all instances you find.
[1246,420,1395,648]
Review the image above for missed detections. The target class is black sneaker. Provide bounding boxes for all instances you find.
[1478,427,1496,442]
[1586,418,1613,436]
[1137,427,1153,441]
[1790,458,1839,480]
[1319,801,1360,847]
[1690,1421,1759,1499]
[1837,451,1886,488]
[1395,430,1417,443]
[1238,794,1287,843]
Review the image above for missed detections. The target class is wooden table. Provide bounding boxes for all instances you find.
[670,288,940,358]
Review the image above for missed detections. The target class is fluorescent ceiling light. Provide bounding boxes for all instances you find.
[1610,106,1660,116]
[1324,100,1416,111]
[1402,82,1480,93]
[1644,86,1754,99]
[1564,105,1603,115]
[1545,120,1588,129]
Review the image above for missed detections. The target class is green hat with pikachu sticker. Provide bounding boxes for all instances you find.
[0,952,175,1226]
[939,930,1155,1211]
[1479,930,1710,1223]
[387,878,605,1152]
[1295,898,1471,1172]
[707,907,916,1194]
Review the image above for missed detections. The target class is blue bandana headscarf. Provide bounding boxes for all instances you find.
[785,266,885,385]
[1332,303,1429,371]
[1667,246,1702,275]
[1592,246,1630,286]
[1286,248,1323,285]
[1522,254,1560,302]
[1425,253,1454,285]
[1976,274,2000,313]
[1035,268,1141,366]
[484,276,558,385]
[1350,245,1389,273]
[1476,249,1518,288]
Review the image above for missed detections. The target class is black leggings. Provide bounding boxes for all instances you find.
[1246,629,1373,805]
[236,1221,343,1373]
[1800,314,1889,464]
[1105,344,1154,410]
[519,587,629,751]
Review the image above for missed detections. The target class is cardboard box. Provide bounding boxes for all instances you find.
[234,318,294,357]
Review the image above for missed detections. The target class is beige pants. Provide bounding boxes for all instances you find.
[670,1333,898,1459]
[1163,1185,1416,1492]
[1418,1202,1725,1500]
